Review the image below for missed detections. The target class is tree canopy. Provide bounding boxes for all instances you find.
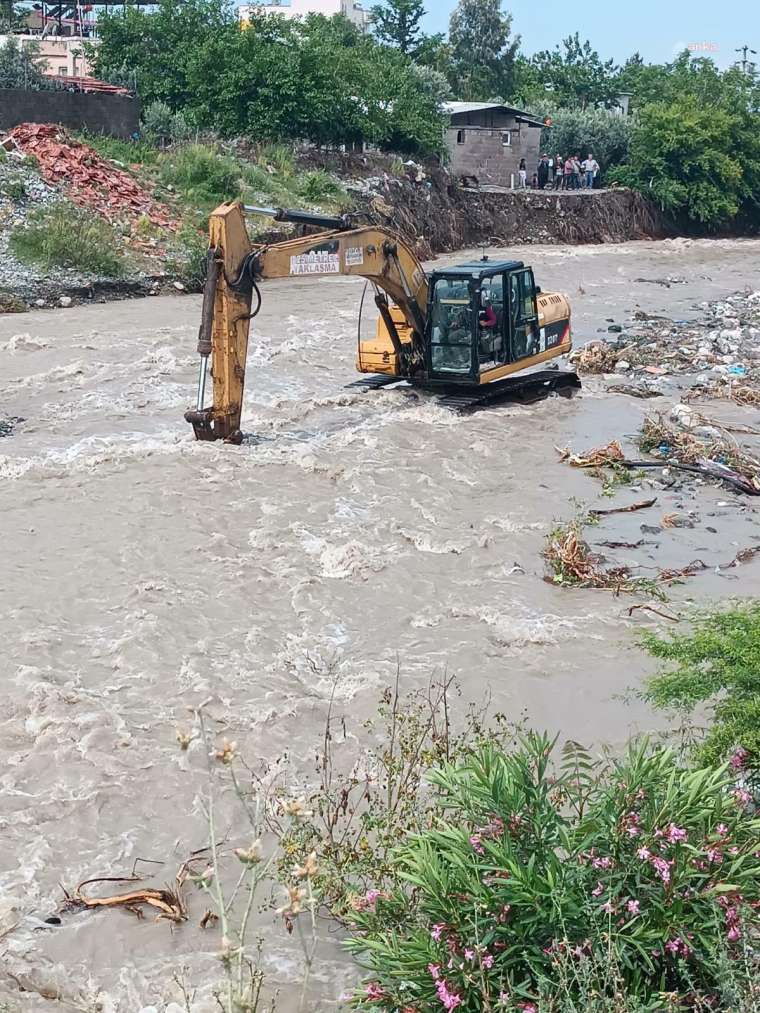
[371,0,425,57]
[448,0,520,100]
[94,0,446,155]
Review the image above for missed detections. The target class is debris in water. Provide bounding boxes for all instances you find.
[62,875,187,924]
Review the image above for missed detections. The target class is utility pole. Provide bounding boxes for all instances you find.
[735,44,758,75]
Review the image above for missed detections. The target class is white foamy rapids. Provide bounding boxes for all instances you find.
[0,431,195,480]
[411,602,610,650]
[1,332,49,353]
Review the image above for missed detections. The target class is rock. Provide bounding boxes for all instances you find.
[173,281,186,292]
[607,324,623,333]
[34,298,45,307]
[616,360,631,371]
[58,295,72,308]
[641,524,662,535]
[670,404,695,429]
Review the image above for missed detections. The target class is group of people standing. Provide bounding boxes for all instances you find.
[518,153,600,191]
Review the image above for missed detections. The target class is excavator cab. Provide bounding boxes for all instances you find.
[426,259,562,385]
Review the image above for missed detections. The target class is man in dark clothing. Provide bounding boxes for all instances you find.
[537,154,550,190]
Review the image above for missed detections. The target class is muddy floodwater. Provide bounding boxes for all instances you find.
[2,237,760,1011]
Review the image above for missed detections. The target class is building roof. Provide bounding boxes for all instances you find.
[443,101,545,128]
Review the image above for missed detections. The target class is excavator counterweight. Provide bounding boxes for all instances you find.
[185,202,577,442]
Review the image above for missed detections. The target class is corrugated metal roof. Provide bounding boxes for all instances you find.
[443,101,544,127]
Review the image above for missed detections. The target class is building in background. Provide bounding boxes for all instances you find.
[238,0,370,30]
[0,33,93,75]
[444,102,545,189]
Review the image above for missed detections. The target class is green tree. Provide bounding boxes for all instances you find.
[371,0,425,56]
[541,107,633,172]
[448,0,520,101]
[531,33,619,109]
[608,95,760,230]
[643,605,760,779]
[93,0,235,109]
[0,36,50,89]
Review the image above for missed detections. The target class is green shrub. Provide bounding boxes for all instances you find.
[345,736,760,1011]
[1,177,27,201]
[159,144,241,210]
[142,99,192,146]
[643,606,760,780]
[298,169,343,204]
[10,205,125,276]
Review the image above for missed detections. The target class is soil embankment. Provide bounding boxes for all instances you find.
[308,154,666,258]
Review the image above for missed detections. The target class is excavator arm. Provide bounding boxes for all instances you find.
[185,201,429,443]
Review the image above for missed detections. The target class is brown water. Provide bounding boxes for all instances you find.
[2,236,760,1011]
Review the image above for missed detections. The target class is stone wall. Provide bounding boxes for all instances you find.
[0,90,140,139]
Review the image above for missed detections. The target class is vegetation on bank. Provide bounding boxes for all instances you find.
[85,0,760,234]
[180,599,760,1012]
[9,204,126,275]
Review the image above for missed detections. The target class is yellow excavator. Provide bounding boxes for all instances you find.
[185,202,577,443]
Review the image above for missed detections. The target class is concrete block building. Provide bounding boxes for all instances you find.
[444,101,545,188]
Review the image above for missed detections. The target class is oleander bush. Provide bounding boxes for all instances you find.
[343,736,760,1012]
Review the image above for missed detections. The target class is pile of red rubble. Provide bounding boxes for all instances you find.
[5,123,175,229]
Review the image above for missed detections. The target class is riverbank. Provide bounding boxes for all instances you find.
[0,129,668,311]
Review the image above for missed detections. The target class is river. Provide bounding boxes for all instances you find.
[2,236,760,1011]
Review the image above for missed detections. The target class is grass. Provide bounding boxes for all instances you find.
[165,222,209,291]
[76,130,160,166]
[159,144,243,212]
[10,204,125,276]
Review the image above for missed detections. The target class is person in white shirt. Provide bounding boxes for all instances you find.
[582,153,600,189]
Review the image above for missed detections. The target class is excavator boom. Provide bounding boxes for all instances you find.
[185,201,575,443]
[185,201,429,442]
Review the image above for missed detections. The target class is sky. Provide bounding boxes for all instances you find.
[422,0,760,69]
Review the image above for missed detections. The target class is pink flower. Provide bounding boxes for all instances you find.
[665,938,681,955]
[431,923,445,941]
[727,925,742,943]
[730,747,748,771]
[592,881,605,897]
[667,824,688,844]
[464,948,475,962]
[733,788,752,807]
[518,1005,538,1013]
[470,834,485,856]
[626,825,641,838]
[651,857,673,883]
[365,982,385,1000]
[435,979,463,1011]
[428,964,441,980]
[627,900,641,916]
[716,824,729,838]
[706,848,724,865]
[636,847,652,861]
[601,901,615,915]
[482,953,494,969]
[499,993,510,1005]
[593,856,613,870]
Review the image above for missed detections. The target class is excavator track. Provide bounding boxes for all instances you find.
[346,370,581,409]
